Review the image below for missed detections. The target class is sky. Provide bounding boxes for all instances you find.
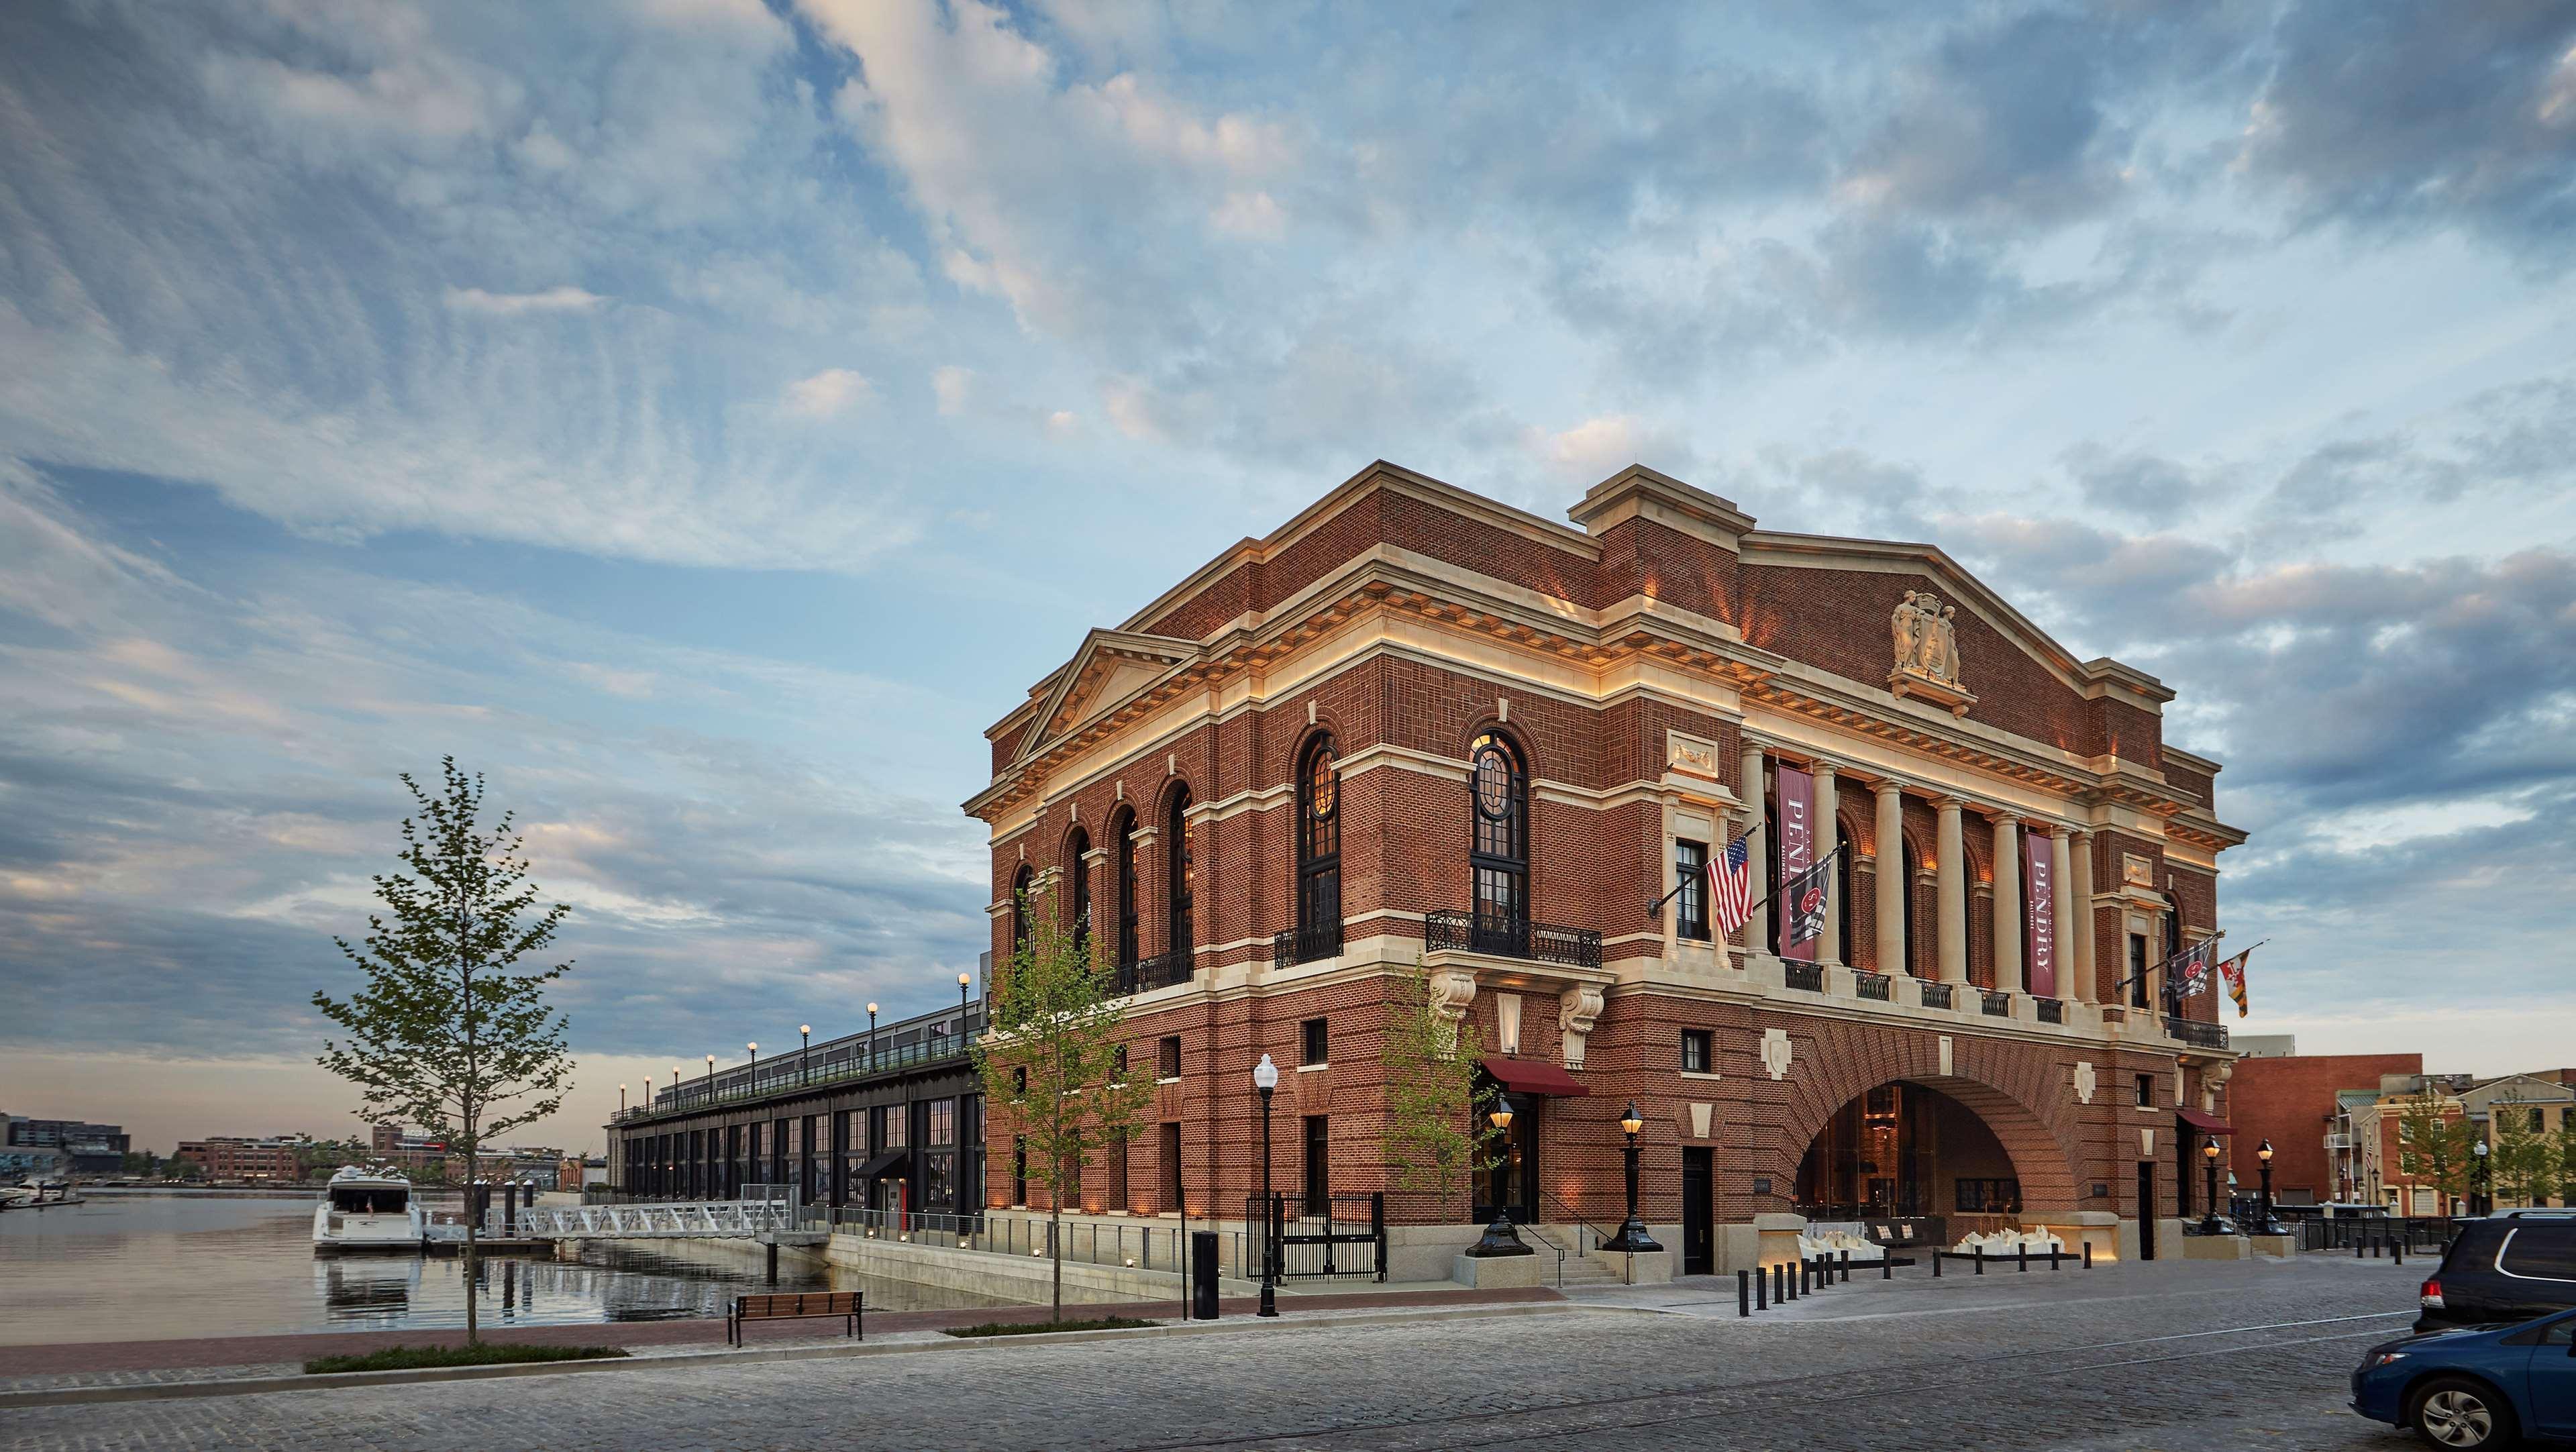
[3,1,2573,1156]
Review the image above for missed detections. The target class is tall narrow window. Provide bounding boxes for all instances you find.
[1675,838,1710,941]
[2129,932,2149,1008]
[1296,734,1341,945]
[1166,786,1194,963]
[1901,837,1922,975]
[1111,808,1138,968]
[1468,732,1527,945]
[1067,827,1092,955]
[2161,895,2183,1013]
[1010,863,1033,957]
[1836,817,1855,966]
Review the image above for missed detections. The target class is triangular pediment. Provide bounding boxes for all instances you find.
[1016,629,1202,760]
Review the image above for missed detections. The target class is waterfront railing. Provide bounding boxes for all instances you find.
[824,1204,1254,1282]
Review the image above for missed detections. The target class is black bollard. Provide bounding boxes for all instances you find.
[1739,1269,1751,1317]
[2393,1238,2404,1266]
[766,1241,778,1286]
[1973,1246,1986,1276]
[2083,1242,2093,1268]
[1756,1265,1769,1310]
[1934,1251,1943,1278]
[2018,1245,2028,1274]
[1882,1253,1892,1280]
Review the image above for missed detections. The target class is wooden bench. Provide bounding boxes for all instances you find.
[727,1290,862,1345]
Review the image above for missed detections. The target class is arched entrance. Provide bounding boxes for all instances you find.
[1793,1079,2066,1237]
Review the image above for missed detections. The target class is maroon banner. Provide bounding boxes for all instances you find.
[1775,761,1814,961]
[2024,829,2057,998]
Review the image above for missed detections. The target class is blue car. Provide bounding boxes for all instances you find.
[2353,1306,2576,1447]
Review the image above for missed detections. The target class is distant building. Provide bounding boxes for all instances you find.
[2233,1055,2576,1214]
[174,1136,305,1182]
[2230,1034,2298,1059]
[4,1114,131,1178]
[2228,1051,2423,1202]
[1,1145,66,1180]
[367,1124,561,1184]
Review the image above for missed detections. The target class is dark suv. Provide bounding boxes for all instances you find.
[2419,1211,2576,1332]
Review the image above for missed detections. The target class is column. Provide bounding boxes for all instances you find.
[1875,781,1905,975]
[1991,811,2023,993]
[2069,829,2096,1004]
[1741,740,1768,958]
[1935,796,1967,984]
[2050,826,2079,1003]
[1813,760,1841,966]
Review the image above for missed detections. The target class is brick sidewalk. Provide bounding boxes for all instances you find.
[1,1285,1559,1382]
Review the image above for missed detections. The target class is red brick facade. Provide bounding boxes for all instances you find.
[2228,1053,2423,1199]
[970,464,2246,1266]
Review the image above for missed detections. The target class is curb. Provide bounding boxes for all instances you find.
[0,1302,1567,1409]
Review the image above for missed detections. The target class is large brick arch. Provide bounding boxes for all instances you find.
[1761,1018,2085,1216]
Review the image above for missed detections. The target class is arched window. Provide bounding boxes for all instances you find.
[1010,864,1034,957]
[1468,732,1527,940]
[1837,816,1855,967]
[1066,828,1092,955]
[1296,734,1341,943]
[1166,786,1194,961]
[1111,808,1139,968]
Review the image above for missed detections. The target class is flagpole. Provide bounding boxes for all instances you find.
[1645,821,1765,918]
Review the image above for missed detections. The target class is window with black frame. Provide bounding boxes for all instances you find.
[1010,863,1033,956]
[1675,838,1709,941]
[1067,827,1092,955]
[1112,808,1139,968]
[1296,734,1341,952]
[1468,731,1527,951]
[1166,786,1193,962]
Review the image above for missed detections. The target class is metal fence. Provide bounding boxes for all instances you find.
[1243,1192,1386,1281]
[2295,1213,2463,1254]
[827,1204,1252,1280]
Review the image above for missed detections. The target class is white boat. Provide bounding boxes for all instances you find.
[0,1180,83,1210]
[313,1165,422,1251]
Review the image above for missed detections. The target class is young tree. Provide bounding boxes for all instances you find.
[313,758,574,1344]
[2393,1093,2473,1212]
[2489,1097,2562,1209]
[972,884,1153,1322]
[1380,958,1497,1216]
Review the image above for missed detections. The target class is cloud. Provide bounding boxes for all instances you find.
[781,366,874,417]
[932,364,973,416]
[444,286,609,315]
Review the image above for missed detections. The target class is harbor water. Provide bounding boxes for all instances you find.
[0,1190,1015,1345]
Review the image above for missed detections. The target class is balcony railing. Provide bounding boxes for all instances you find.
[1979,990,2012,1018]
[2034,997,2064,1025]
[1115,949,1195,996]
[1421,911,1603,970]
[1918,981,1954,1010]
[2324,1132,2354,1151]
[1784,960,1824,993]
[1273,921,1343,968]
[2165,1015,2229,1051]
[1853,970,1892,1002]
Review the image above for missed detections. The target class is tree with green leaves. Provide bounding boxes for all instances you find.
[2489,1096,2562,1209]
[313,758,574,1343]
[972,883,1154,1322]
[1380,958,1497,1216]
[2393,1092,2473,1212]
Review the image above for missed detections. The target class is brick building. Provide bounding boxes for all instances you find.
[966,464,2247,1273]
[2228,1050,2423,1202]
[173,1135,303,1182]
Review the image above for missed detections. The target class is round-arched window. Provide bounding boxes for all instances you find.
[1296,735,1341,943]
[1467,732,1527,929]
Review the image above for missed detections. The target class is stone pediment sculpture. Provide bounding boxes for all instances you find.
[1888,589,1977,717]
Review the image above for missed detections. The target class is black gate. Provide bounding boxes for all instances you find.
[1244,1192,1385,1281]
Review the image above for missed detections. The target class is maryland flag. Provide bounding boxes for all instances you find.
[2216,946,2256,1019]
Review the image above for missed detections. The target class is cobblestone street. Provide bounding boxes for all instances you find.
[2,1256,2431,1451]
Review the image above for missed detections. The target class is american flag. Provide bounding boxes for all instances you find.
[1708,837,1756,940]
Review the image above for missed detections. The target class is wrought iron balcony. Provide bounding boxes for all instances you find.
[1115,949,1195,996]
[2034,997,2064,1025]
[2165,1015,2229,1051]
[1421,910,1603,970]
[1918,980,1954,1010]
[1853,970,1892,1002]
[1272,921,1343,968]
[1979,990,2012,1017]
[1783,960,1824,993]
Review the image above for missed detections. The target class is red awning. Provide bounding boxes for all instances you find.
[1481,1055,1590,1098]
[2176,1108,2232,1135]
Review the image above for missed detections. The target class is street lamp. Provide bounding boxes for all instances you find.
[704,1053,715,1102]
[1467,1094,1533,1259]
[867,1002,880,1072]
[2198,1137,2228,1236]
[800,1025,811,1086]
[747,1042,758,1094]
[2254,1139,2287,1235]
[2472,1138,2491,1216]
[960,972,974,1049]
[1604,1100,1662,1255]
[1253,1053,1280,1318]
[672,1065,683,1102]
[618,1083,626,1117]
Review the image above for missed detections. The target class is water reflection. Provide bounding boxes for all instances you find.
[1,1190,1015,1345]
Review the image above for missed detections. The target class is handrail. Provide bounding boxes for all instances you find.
[1543,1187,1622,1263]
[1518,1221,1569,1288]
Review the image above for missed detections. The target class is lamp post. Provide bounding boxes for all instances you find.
[800,1025,811,1086]
[1604,1100,1662,1255]
[2472,1138,2491,1217]
[867,1002,879,1072]
[959,972,974,1047]
[1253,1053,1280,1318]
[2255,1139,2285,1235]
[1466,1094,1533,1258]
[618,1083,626,1117]
[2198,1137,2227,1236]
[704,1054,715,1103]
